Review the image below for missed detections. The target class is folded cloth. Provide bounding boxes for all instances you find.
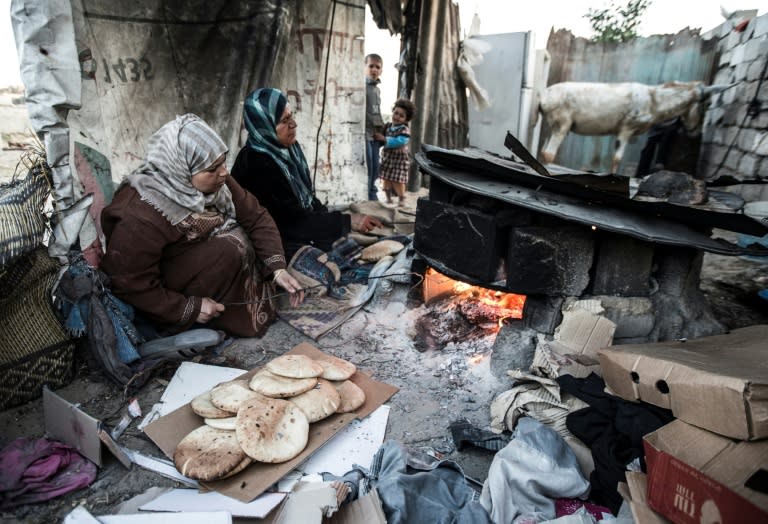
[0,438,97,510]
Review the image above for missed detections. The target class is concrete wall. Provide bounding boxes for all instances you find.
[698,12,768,201]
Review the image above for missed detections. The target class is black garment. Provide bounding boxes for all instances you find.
[231,147,351,259]
[635,117,683,177]
[557,373,674,515]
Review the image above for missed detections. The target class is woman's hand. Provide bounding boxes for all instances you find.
[373,132,385,141]
[197,297,225,323]
[350,213,383,234]
[274,269,305,307]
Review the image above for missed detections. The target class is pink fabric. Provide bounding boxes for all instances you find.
[0,438,97,509]
[556,498,612,519]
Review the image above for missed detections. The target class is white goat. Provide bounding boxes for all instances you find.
[537,81,728,173]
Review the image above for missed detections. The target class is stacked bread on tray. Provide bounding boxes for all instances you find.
[174,353,366,481]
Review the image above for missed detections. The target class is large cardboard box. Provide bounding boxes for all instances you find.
[598,325,768,440]
[643,420,768,524]
[145,342,398,502]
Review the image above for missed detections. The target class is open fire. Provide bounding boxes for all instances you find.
[413,268,526,353]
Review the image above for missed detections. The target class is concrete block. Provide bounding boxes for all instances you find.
[713,66,735,85]
[592,295,655,338]
[738,153,760,176]
[591,234,654,297]
[738,128,760,151]
[747,59,765,81]
[522,295,564,334]
[506,226,594,296]
[490,321,539,379]
[730,43,746,64]
[744,38,763,61]
[757,133,768,156]
[754,13,768,37]
[414,198,503,282]
[724,149,742,171]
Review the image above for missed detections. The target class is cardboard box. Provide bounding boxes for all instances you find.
[598,325,768,440]
[617,472,670,524]
[643,420,768,524]
[144,342,398,502]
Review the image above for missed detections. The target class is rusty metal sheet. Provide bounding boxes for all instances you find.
[415,152,768,257]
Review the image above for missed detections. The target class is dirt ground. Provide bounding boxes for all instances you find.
[1,93,767,522]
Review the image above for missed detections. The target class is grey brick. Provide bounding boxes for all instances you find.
[738,152,760,175]
[754,13,768,37]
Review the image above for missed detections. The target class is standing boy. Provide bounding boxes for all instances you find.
[365,54,385,201]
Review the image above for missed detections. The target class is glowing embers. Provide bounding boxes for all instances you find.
[414,268,526,352]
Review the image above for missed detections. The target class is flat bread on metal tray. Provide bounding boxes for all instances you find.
[288,378,341,423]
[315,354,357,381]
[209,379,262,413]
[236,396,310,463]
[266,354,323,379]
[333,379,366,413]
[190,390,235,419]
[249,368,317,398]
[173,425,247,481]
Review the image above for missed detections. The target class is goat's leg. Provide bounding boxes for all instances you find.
[540,121,570,165]
[612,129,634,174]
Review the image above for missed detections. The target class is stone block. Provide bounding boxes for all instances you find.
[724,149,742,171]
[590,234,654,297]
[522,295,564,334]
[414,198,502,282]
[592,295,655,339]
[713,66,734,85]
[506,226,594,295]
[747,60,765,81]
[738,128,759,151]
[490,321,539,379]
[734,62,749,81]
[754,132,768,155]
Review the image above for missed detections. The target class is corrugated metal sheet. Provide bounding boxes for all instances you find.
[545,29,718,174]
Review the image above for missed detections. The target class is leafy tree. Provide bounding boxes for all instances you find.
[584,0,652,43]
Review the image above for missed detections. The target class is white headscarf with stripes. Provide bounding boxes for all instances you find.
[126,114,235,228]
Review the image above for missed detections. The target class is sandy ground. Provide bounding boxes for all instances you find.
[1,92,767,522]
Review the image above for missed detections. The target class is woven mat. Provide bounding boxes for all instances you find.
[277,256,395,340]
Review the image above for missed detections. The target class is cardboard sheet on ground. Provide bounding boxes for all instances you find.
[63,505,232,524]
[144,342,398,502]
[139,362,246,429]
[300,405,390,476]
[140,489,285,519]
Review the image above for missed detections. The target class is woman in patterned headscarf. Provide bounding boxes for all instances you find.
[231,88,382,259]
[101,114,304,338]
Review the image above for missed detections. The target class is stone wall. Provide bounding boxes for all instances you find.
[699,12,768,201]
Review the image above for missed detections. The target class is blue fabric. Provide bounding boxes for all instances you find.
[385,135,409,148]
[58,257,143,364]
[366,139,381,200]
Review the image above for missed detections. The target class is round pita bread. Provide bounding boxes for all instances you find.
[288,379,341,423]
[315,355,357,381]
[219,455,253,479]
[191,390,234,419]
[360,240,404,261]
[236,397,309,463]
[205,416,237,431]
[333,380,366,413]
[249,369,317,398]
[266,354,323,379]
[173,425,247,481]
[210,379,262,413]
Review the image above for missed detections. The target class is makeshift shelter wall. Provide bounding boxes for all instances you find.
[544,29,718,174]
[12,0,368,262]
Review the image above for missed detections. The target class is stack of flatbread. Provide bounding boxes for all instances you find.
[173,353,366,481]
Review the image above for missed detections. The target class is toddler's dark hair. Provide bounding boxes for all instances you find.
[393,98,416,121]
[365,53,383,63]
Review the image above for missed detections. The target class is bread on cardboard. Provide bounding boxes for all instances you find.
[205,416,237,431]
[266,354,323,379]
[315,354,357,381]
[190,390,234,419]
[236,396,309,463]
[210,379,262,413]
[333,380,366,413]
[173,425,247,481]
[359,240,404,261]
[249,368,317,398]
[288,379,341,423]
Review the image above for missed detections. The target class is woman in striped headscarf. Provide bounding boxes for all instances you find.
[101,114,304,338]
[231,88,382,259]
